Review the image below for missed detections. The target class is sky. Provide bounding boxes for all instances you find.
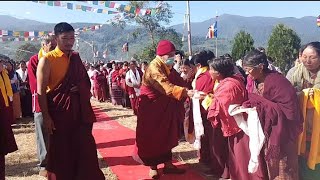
[0,1,319,27]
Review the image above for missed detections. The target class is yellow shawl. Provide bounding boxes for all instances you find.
[297,88,320,170]
[201,80,219,110]
[0,69,13,107]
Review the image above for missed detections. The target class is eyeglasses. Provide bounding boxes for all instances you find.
[243,65,260,74]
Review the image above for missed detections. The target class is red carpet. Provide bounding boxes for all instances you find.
[92,106,205,180]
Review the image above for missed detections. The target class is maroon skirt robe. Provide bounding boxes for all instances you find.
[136,69,185,166]
[45,52,104,180]
[0,92,18,180]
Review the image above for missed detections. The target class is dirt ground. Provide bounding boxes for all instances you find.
[5,100,220,180]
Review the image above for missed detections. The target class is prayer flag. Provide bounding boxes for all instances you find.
[109,2,115,8]
[67,3,73,9]
[54,1,61,6]
[24,32,29,37]
[151,9,156,16]
[13,31,20,37]
[119,5,125,11]
[81,5,87,11]
[130,7,136,14]
[92,1,98,5]
[104,1,110,8]
[47,1,53,6]
[114,3,120,9]
[76,4,82,10]
[97,9,103,13]
[124,5,131,12]
[29,31,35,37]
[135,8,140,15]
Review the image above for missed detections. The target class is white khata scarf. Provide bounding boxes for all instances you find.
[125,69,141,96]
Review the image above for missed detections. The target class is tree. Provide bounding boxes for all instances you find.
[112,1,174,55]
[137,44,156,62]
[157,28,183,50]
[15,43,40,62]
[231,30,255,61]
[267,24,301,72]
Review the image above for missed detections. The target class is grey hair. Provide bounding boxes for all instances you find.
[41,34,55,45]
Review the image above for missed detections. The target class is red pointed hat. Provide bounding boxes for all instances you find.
[156,40,176,56]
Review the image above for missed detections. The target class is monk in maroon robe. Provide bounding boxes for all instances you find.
[135,40,194,179]
[37,22,104,180]
[92,65,107,102]
[110,66,123,105]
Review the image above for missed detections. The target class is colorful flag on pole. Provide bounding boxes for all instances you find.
[206,20,217,39]
[122,42,129,52]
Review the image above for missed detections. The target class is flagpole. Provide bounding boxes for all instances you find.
[127,34,129,60]
[186,1,192,56]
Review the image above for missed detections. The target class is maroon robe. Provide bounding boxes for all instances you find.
[242,71,303,180]
[110,70,123,105]
[193,70,230,177]
[45,52,104,180]
[136,69,185,166]
[208,75,266,180]
[0,86,18,180]
[92,70,106,102]
[118,68,130,108]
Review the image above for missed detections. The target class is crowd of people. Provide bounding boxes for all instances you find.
[0,21,320,180]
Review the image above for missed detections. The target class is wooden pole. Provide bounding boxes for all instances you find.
[186,1,192,56]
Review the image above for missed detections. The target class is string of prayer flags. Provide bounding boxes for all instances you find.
[32,1,119,15]
[81,1,160,17]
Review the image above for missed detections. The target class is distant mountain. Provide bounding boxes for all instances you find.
[0,14,319,61]
[171,14,320,46]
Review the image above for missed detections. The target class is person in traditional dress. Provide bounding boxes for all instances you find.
[6,61,22,123]
[135,40,194,179]
[179,59,196,143]
[286,45,305,80]
[173,50,184,73]
[141,61,149,74]
[125,60,143,115]
[205,56,261,180]
[103,62,112,101]
[92,64,107,102]
[109,63,123,105]
[191,51,231,178]
[240,49,303,180]
[27,34,56,177]
[17,60,33,117]
[36,22,104,180]
[0,59,18,180]
[87,64,95,98]
[119,62,131,108]
[191,52,215,162]
[286,42,320,180]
